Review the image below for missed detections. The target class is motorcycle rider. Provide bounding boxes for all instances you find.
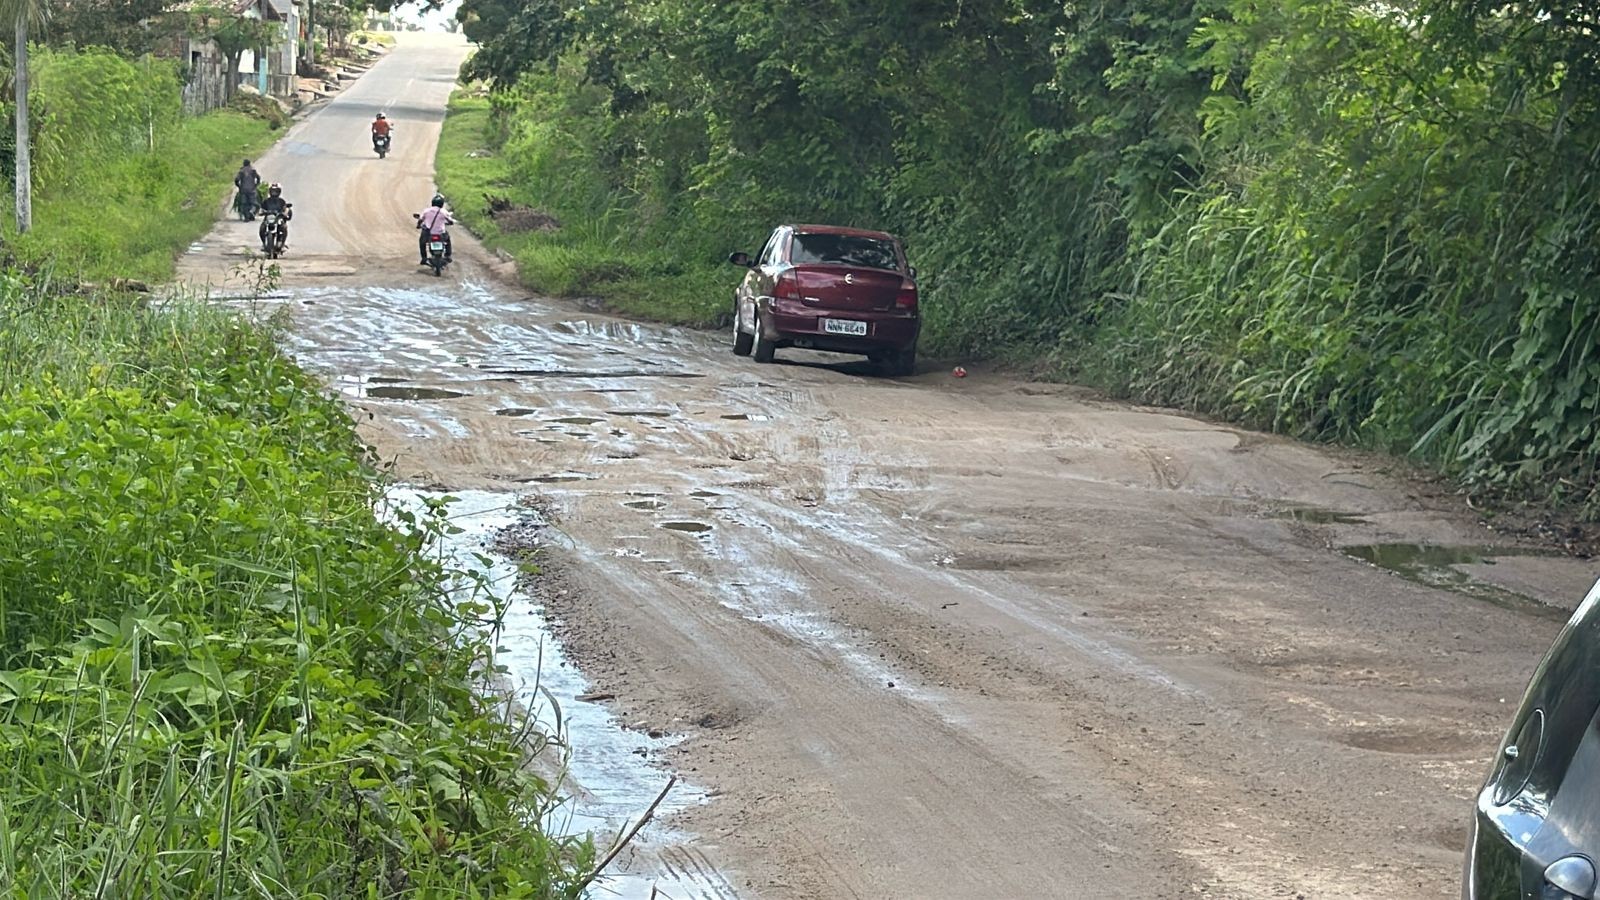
[416,193,454,265]
[372,112,392,151]
[258,183,292,251]
[234,159,261,219]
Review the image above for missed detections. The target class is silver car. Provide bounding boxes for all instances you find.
[1464,578,1600,900]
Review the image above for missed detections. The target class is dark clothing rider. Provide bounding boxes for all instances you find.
[234,159,261,216]
[258,184,292,249]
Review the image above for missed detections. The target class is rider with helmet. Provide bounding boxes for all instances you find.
[372,112,392,152]
[258,183,292,250]
[416,193,454,265]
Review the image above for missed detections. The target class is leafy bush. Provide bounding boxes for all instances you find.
[0,278,592,895]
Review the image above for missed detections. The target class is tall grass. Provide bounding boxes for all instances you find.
[0,45,592,896]
[0,276,593,896]
[3,47,278,283]
[436,89,748,326]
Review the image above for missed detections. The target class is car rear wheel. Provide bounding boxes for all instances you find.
[732,305,753,356]
[752,312,776,364]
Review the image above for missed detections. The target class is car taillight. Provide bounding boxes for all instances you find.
[896,284,918,310]
[775,271,802,301]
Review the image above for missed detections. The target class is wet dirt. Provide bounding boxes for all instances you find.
[175,32,1600,900]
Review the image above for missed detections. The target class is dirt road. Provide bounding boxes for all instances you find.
[180,34,1600,899]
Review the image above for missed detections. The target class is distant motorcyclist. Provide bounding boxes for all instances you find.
[234,159,261,219]
[372,112,392,151]
[258,183,292,251]
[416,193,454,265]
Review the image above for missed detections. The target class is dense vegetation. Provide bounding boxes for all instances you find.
[447,0,1600,513]
[0,36,590,897]
[3,47,277,280]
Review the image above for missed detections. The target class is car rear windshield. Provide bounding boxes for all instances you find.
[791,233,901,271]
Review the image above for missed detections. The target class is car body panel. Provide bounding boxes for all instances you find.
[1465,579,1600,899]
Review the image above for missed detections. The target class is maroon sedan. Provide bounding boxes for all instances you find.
[728,224,920,375]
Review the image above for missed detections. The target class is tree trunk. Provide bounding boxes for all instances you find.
[14,13,31,235]
[305,0,314,69]
[224,51,240,100]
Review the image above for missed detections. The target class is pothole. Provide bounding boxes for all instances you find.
[720,413,770,422]
[365,385,466,401]
[519,473,596,484]
[1339,543,1564,616]
[483,367,705,380]
[1272,507,1368,525]
[550,416,605,426]
[689,490,721,499]
[659,521,713,534]
[1338,726,1478,755]
[496,407,539,417]
[609,409,674,418]
[625,499,667,511]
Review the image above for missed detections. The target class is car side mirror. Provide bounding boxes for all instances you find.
[728,251,754,268]
[908,266,918,279]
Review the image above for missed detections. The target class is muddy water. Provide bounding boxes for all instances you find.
[392,488,737,900]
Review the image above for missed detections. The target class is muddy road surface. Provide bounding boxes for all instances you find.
[180,33,1599,900]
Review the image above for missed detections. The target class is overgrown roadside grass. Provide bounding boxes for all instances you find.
[0,53,593,896]
[9,110,275,283]
[435,91,728,325]
[0,279,593,895]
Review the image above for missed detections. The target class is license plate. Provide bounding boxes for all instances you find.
[429,241,445,251]
[822,318,867,336]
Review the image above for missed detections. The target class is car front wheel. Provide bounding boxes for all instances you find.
[752,312,776,364]
[732,303,753,356]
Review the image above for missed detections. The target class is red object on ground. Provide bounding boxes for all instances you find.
[952,366,967,378]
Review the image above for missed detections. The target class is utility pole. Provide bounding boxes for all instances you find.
[303,0,313,71]
[14,8,31,234]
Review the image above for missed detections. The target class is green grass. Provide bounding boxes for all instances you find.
[0,278,594,895]
[435,91,728,325]
[8,111,277,284]
[0,61,592,896]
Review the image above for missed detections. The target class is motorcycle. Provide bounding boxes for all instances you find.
[414,212,450,276]
[373,132,391,159]
[261,205,291,259]
[236,189,257,221]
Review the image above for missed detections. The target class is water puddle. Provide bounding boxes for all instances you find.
[1274,507,1368,525]
[520,472,597,484]
[609,409,674,418]
[550,415,605,426]
[366,385,467,401]
[1340,543,1565,616]
[497,408,539,417]
[660,521,714,534]
[625,499,667,511]
[720,413,770,422]
[689,490,721,499]
[389,489,735,899]
[484,367,705,380]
